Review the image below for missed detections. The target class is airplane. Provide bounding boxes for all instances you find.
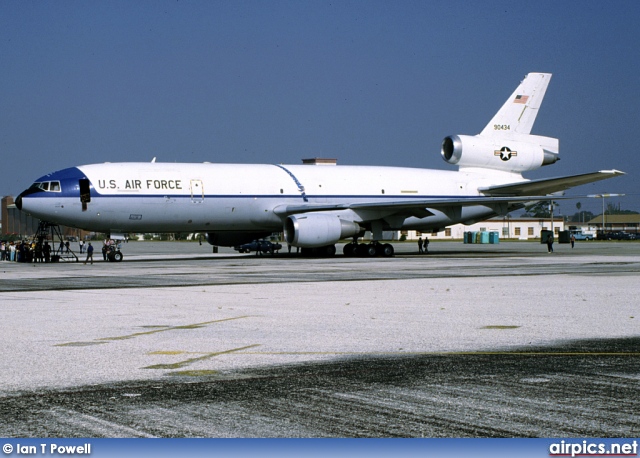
[16,72,624,260]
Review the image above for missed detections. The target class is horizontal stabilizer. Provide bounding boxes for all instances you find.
[479,170,626,196]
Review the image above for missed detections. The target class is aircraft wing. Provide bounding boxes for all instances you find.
[478,170,625,196]
[274,169,625,217]
[274,194,574,217]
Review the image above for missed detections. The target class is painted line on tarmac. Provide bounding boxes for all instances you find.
[55,315,253,347]
[234,350,640,356]
[143,344,261,370]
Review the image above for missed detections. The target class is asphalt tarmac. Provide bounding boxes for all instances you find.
[1,240,639,437]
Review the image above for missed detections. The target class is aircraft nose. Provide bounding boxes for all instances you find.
[15,194,23,211]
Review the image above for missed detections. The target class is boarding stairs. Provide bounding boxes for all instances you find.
[34,221,79,262]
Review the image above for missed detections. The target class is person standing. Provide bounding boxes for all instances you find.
[570,234,575,249]
[424,236,430,253]
[547,234,554,253]
[84,242,94,265]
[417,237,424,254]
[43,241,51,263]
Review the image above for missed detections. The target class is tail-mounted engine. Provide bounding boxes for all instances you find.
[441,134,559,173]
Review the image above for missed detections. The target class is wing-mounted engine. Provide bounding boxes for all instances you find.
[441,134,559,173]
[284,213,362,248]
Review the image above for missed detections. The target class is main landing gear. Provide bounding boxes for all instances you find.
[342,241,394,257]
[298,240,395,257]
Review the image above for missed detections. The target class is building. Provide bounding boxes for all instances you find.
[1,196,40,238]
[1,195,87,240]
[397,216,566,241]
[585,214,640,233]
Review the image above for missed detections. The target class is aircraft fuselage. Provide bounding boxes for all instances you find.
[17,162,513,238]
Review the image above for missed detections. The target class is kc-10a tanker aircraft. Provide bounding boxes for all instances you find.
[16,73,623,259]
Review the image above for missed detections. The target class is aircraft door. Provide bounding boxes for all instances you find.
[190,179,204,203]
[79,178,91,211]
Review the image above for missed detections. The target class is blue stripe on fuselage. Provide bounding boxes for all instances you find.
[273,164,309,202]
[48,193,481,200]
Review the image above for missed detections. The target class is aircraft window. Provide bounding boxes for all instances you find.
[41,182,50,191]
[50,181,61,192]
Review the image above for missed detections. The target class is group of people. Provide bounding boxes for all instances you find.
[0,238,98,263]
[417,236,430,254]
[0,240,54,263]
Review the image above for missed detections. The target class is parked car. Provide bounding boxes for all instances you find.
[598,231,637,240]
[234,239,283,254]
[570,231,594,241]
[616,232,637,240]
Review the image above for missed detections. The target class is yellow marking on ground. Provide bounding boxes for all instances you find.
[147,350,187,355]
[97,316,252,341]
[55,341,108,347]
[236,350,640,356]
[167,370,220,377]
[55,316,252,347]
[142,344,261,370]
[481,325,521,330]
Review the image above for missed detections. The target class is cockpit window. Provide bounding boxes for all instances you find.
[30,181,62,192]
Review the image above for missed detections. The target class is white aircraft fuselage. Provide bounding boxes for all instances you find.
[16,73,624,255]
[19,162,514,232]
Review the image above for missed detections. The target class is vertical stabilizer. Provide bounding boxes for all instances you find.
[480,73,551,136]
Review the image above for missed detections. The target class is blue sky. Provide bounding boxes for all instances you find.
[1,0,638,215]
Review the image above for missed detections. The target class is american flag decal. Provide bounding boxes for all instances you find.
[514,95,529,104]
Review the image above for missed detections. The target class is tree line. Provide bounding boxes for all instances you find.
[521,201,638,221]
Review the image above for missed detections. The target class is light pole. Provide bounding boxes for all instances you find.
[587,194,625,236]
[505,214,511,239]
[548,201,554,239]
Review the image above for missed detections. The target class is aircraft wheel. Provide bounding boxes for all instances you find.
[365,244,377,257]
[342,243,356,257]
[113,251,123,262]
[324,245,336,256]
[379,243,394,257]
[355,243,369,257]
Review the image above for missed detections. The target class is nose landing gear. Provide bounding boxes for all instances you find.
[106,248,123,262]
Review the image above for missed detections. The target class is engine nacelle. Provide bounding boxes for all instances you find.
[441,134,559,172]
[284,213,362,248]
